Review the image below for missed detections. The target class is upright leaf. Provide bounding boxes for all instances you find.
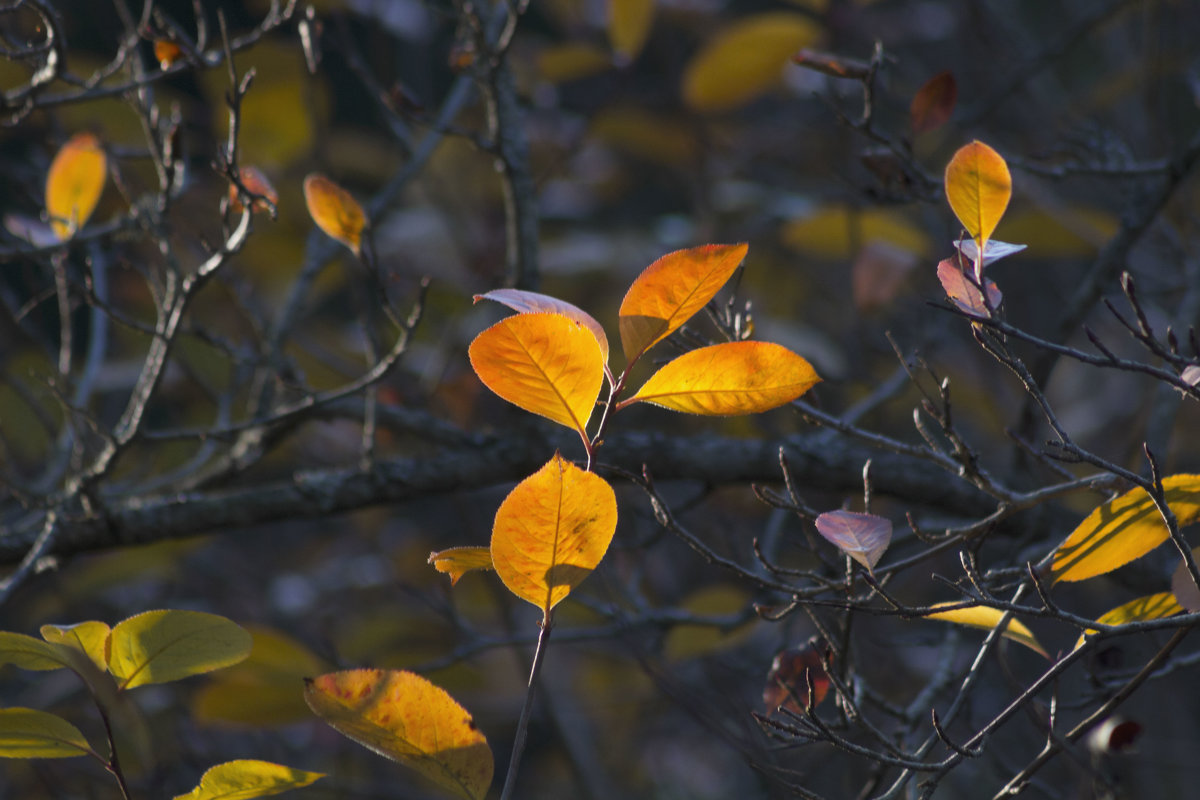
[623,341,819,415]
[108,610,252,690]
[173,760,324,800]
[474,289,609,365]
[45,132,107,240]
[491,453,617,614]
[428,546,495,586]
[910,71,957,135]
[618,243,748,364]
[1073,593,1183,651]
[814,511,892,574]
[40,621,111,673]
[944,141,1011,251]
[924,604,1048,658]
[304,669,492,800]
[468,312,604,438]
[609,0,655,64]
[0,708,93,759]
[303,173,366,256]
[1049,475,1200,583]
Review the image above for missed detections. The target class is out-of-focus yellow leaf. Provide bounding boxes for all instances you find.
[474,289,609,365]
[924,603,1048,658]
[491,453,617,614]
[0,708,93,759]
[428,547,495,586]
[304,669,492,800]
[609,0,655,63]
[663,585,753,661]
[108,610,252,690]
[39,622,110,673]
[172,760,324,800]
[944,140,1011,251]
[468,312,605,437]
[780,206,931,259]
[536,43,612,84]
[45,132,107,240]
[1050,475,1200,583]
[1073,593,1183,652]
[303,173,366,256]
[618,243,748,363]
[682,13,820,112]
[996,207,1117,257]
[624,341,819,415]
[590,107,699,167]
[0,633,73,671]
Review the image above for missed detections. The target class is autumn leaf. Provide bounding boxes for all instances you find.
[473,289,610,366]
[953,238,1027,268]
[937,257,1002,316]
[621,341,819,415]
[107,610,252,690]
[1171,546,1200,611]
[924,603,1048,658]
[303,173,366,256]
[618,243,748,364]
[944,141,1011,252]
[490,453,617,614]
[229,166,279,215]
[45,132,107,240]
[304,669,492,800]
[428,546,495,586]
[172,760,324,800]
[154,40,183,69]
[1049,475,1200,583]
[1073,593,1183,651]
[609,0,655,64]
[763,636,832,714]
[814,510,892,574]
[910,71,957,135]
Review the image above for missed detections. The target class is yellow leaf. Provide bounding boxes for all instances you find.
[590,107,699,168]
[45,132,107,240]
[172,760,324,800]
[40,622,111,673]
[1073,593,1183,652]
[0,632,74,672]
[303,173,366,256]
[682,13,820,112]
[468,312,605,438]
[428,546,495,586]
[944,140,1011,251]
[1049,475,1200,583]
[0,708,93,759]
[618,243,748,364]
[108,610,252,690]
[780,206,932,260]
[536,43,613,84]
[304,669,492,800]
[491,453,617,613]
[473,289,610,366]
[624,341,819,415]
[609,0,656,63]
[924,603,1048,658]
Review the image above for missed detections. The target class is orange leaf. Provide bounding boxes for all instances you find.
[763,637,832,713]
[468,312,604,438]
[490,453,617,614]
[305,669,492,800]
[924,604,1048,658]
[936,257,1001,316]
[428,547,494,586]
[618,243,748,364]
[45,132,107,240]
[910,71,957,135]
[623,341,819,415]
[474,289,609,365]
[944,141,1011,251]
[303,173,366,256]
[229,166,278,215]
[609,0,655,64]
[154,40,183,69]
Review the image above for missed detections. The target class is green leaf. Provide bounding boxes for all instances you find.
[0,632,74,672]
[0,708,94,759]
[108,610,252,690]
[172,760,324,800]
[40,622,111,673]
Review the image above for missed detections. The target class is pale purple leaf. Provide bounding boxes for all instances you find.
[814,510,892,573]
[474,288,609,364]
[1181,365,1200,388]
[1170,547,1200,612]
[937,258,1002,316]
[953,238,1027,268]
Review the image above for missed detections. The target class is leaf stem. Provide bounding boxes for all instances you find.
[499,613,554,800]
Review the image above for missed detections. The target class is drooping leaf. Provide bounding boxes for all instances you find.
[40,622,111,673]
[682,13,820,112]
[229,166,279,215]
[0,708,93,759]
[953,238,1027,268]
[428,547,495,586]
[618,243,748,364]
[469,312,604,437]
[623,341,819,415]
[944,141,1011,251]
[108,610,253,690]
[490,452,617,614]
[474,289,609,365]
[172,760,324,800]
[1049,475,1200,583]
[304,669,492,800]
[763,637,832,713]
[1171,547,1200,611]
[0,632,74,672]
[45,132,107,240]
[937,257,1002,316]
[924,603,1048,658]
[303,173,366,256]
[1073,593,1183,651]
[609,0,655,64]
[910,71,957,135]
[814,511,892,574]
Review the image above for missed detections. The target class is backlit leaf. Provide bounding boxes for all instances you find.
[108,610,252,690]
[1073,593,1183,651]
[173,760,324,800]
[303,173,366,256]
[814,510,892,573]
[944,141,1011,251]
[1049,475,1200,583]
[154,40,183,69]
[0,633,74,671]
[623,341,819,415]
[474,289,609,365]
[468,312,605,437]
[1171,547,1200,611]
[491,452,617,614]
[764,637,832,713]
[618,243,748,364]
[609,0,655,64]
[953,238,1027,268]
[924,604,1048,658]
[937,257,1001,315]
[0,708,93,759]
[40,621,110,673]
[304,669,492,800]
[682,13,820,112]
[45,132,107,240]
[910,71,957,135]
[428,546,494,586]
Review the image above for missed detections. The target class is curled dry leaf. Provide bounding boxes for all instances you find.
[763,636,832,714]
[303,173,366,255]
[45,132,107,240]
[428,546,494,586]
[1074,592,1183,651]
[924,603,1048,658]
[814,510,892,574]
